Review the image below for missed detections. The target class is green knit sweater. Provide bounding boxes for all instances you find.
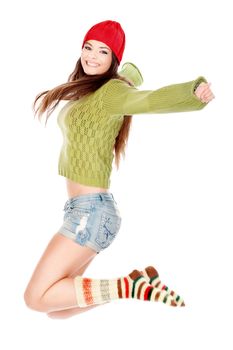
[57,64,207,188]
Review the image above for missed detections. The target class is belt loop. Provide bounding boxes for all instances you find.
[99,194,104,201]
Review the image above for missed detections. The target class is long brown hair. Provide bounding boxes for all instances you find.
[33,53,132,169]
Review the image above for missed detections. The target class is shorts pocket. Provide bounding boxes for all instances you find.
[63,207,91,243]
[63,207,91,221]
[95,211,122,249]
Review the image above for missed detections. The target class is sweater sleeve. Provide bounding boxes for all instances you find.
[103,76,208,115]
[118,62,143,87]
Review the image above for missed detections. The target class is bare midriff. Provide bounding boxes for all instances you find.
[66,178,109,198]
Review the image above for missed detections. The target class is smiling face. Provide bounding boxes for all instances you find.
[81,40,112,75]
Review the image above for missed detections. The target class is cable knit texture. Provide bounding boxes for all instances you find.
[57,68,207,188]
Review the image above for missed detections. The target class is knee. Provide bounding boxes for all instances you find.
[23,288,47,312]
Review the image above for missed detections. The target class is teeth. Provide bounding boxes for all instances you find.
[87,62,99,67]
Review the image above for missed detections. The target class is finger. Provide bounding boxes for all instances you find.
[196,84,209,95]
[195,87,205,98]
[200,87,213,96]
[201,84,212,91]
[205,96,214,102]
[201,91,212,99]
[199,92,209,102]
[201,89,215,99]
[197,83,208,90]
[200,94,215,103]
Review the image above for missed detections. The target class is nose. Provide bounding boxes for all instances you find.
[87,49,97,60]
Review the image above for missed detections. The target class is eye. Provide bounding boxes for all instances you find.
[84,45,91,50]
[100,50,108,55]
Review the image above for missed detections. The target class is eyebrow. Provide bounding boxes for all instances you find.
[85,41,110,50]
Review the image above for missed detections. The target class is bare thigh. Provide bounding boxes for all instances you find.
[24,232,97,304]
[46,258,98,319]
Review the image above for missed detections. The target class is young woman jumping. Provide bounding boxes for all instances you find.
[24,20,215,319]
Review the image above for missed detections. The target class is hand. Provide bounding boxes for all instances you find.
[194,82,215,103]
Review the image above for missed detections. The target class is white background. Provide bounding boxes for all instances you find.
[1,0,232,349]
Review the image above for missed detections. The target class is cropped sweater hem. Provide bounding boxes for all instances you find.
[58,167,110,189]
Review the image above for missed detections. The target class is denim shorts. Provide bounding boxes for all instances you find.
[58,192,122,253]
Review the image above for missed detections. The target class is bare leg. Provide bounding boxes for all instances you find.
[47,258,104,319]
[24,233,103,316]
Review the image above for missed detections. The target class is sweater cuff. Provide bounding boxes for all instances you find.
[192,76,208,93]
[192,76,208,107]
[119,62,144,87]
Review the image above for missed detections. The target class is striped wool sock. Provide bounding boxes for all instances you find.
[73,269,182,308]
[141,266,185,306]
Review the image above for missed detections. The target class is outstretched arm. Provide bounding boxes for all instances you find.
[103,76,214,115]
[119,63,215,104]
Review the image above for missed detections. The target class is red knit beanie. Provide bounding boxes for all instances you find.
[82,20,125,63]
